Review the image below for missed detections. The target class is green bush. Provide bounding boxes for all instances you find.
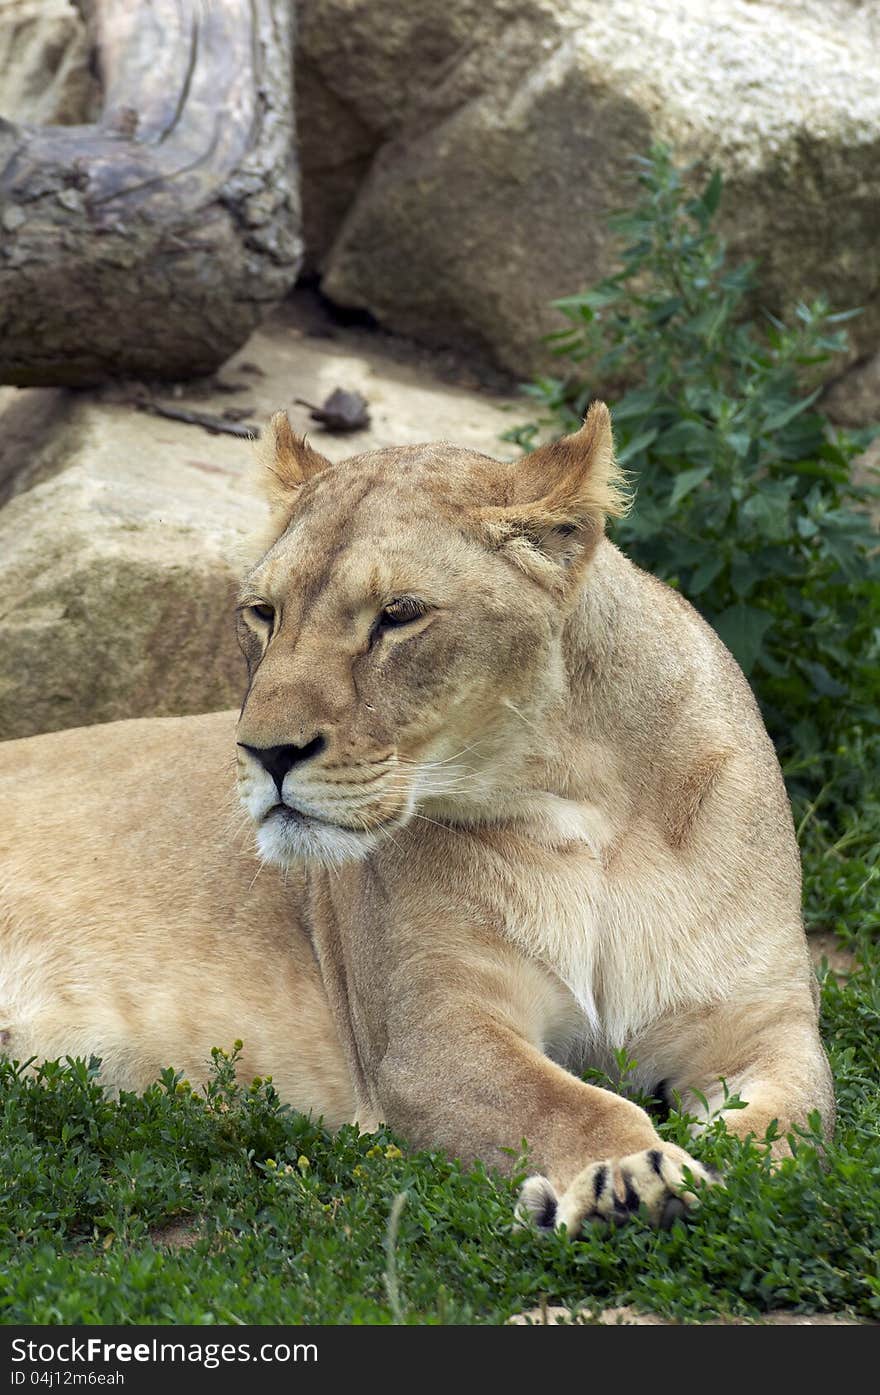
[506,146,879,822]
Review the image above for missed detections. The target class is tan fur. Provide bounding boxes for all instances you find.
[664,750,731,850]
[0,403,834,1232]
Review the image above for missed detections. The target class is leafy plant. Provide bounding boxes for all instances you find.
[506,145,880,820]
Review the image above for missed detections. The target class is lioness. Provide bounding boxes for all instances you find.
[0,403,833,1233]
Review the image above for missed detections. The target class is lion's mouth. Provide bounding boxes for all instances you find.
[255,796,402,870]
[265,801,349,832]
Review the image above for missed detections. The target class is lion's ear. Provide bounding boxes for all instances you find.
[479,402,630,586]
[254,410,332,520]
[512,402,627,524]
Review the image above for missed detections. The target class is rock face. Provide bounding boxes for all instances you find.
[10,1,878,400]
[297,0,880,381]
[0,406,261,741]
[0,301,518,740]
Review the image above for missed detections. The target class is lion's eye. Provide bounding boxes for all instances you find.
[248,603,275,625]
[378,597,426,629]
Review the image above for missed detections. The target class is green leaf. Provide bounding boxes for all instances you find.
[761,387,822,433]
[740,487,793,541]
[713,603,775,675]
[822,533,869,584]
[687,304,729,343]
[725,430,752,459]
[650,296,684,325]
[701,169,723,218]
[688,553,725,595]
[798,661,849,699]
[616,428,659,464]
[611,388,660,421]
[787,456,849,485]
[669,465,712,508]
[730,550,759,599]
[552,286,621,313]
[655,420,716,462]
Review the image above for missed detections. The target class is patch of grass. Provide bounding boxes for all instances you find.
[2,841,878,1325]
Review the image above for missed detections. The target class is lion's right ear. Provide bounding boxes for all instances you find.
[254,411,332,521]
[476,402,630,592]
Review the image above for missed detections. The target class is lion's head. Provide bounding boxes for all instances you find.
[236,403,627,866]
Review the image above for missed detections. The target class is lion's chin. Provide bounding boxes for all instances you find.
[255,804,382,869]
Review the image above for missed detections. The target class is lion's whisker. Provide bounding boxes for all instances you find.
[247,857,268,893]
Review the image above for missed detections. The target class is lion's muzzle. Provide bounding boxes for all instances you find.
[237,736,327,796]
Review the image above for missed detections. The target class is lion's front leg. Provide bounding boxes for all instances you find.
[639,993,835,1159]
[342,936,714,1232]
[375,1009,715,1231]
[310,866,716,1233]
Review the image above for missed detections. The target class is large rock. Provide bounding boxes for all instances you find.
[0,407,261,741]
[298,0,880,382]
[0,300,518,740]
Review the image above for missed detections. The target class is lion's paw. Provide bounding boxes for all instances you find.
[518,1145,716,1235]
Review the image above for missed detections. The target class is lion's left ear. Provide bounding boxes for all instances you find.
[254,410,332,522]
[479,401,630,586]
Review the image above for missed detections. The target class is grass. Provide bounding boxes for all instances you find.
[1,825,877,1326]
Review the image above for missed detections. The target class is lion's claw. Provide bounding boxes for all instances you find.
[518,1144,716,1235]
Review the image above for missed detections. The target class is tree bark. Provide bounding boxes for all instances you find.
[0,0,302,386]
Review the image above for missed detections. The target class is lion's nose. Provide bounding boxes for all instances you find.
[238,736,327,796]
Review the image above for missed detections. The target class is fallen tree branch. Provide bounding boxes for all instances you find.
[0,0,301,386]
[135,401,260,439]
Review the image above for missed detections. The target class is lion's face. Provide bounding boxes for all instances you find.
[237,406,624,867]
